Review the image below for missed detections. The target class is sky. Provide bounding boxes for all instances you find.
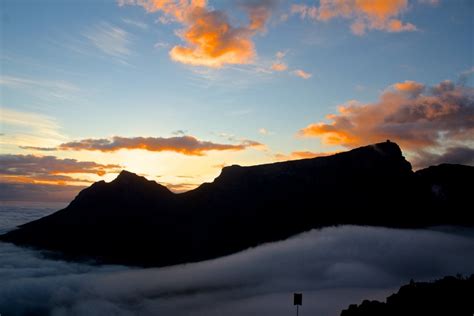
[1,0,473,202]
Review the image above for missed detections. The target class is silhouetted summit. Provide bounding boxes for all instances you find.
[340,275,474,316]
[114,169,145,183]
[69,169,174,209]
[1,141,472,266]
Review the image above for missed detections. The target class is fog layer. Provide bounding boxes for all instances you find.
[1,225,473,316]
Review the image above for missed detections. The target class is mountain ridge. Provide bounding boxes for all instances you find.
[1,141,472,267]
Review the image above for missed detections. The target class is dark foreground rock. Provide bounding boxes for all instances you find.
[340,275,474,316]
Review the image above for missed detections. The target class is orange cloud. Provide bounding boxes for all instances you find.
[293,69,312,79]
[270,50,291,72]
[298,79,474,168]
[271,62,288,71]
[292,0,419,35]
[393,80,425,95]
[0,154,121,185]
[59,135,263,156]
[119,0,277,67]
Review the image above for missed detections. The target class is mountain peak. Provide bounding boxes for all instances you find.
[113,170,148,184]
[371,140,404,156]
[108,170,173,196]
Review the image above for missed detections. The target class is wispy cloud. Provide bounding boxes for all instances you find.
[459,66,474,85]
[270,51,288,71]
[418,0,440,6]
[271,62,288,71]
[293,69,312,79]
[0,75,80,101]
[83,22,132,63]
[18,146,57,151]
[121,18,148,30]
[0,108,66,150]
[268,50,311,79]
[258,128,273,135]
[154,41,170,50]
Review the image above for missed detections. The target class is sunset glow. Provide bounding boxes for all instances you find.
[1,0,473,202]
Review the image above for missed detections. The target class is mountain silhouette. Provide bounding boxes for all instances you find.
[1,141,472,266]
[340,275,474,316]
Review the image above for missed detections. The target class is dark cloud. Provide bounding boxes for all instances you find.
[0,154,121,184]
[19,146,57,151]
[412,146,474,169]
[59,136,263,156]
[1,225,473,316]
[0,183,83,203]
[172,130,187,136]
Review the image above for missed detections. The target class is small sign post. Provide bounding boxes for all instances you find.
[293,293,302,316]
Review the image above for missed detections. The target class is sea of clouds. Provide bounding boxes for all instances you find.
[1,223,474,316]
[0,204,60,234]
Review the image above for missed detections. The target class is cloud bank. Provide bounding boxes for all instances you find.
[412,146,474,168]
[0,154,121,185]
[1,225,473,316]
[299,79,474,168]
[59,135,263,155]
[119,0,278,67]
[0,183,84,204]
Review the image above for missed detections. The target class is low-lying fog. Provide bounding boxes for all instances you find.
[1,225,474,316]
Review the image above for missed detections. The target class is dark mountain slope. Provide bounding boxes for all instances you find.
[1,141,472,266]
[415,164,474,224]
